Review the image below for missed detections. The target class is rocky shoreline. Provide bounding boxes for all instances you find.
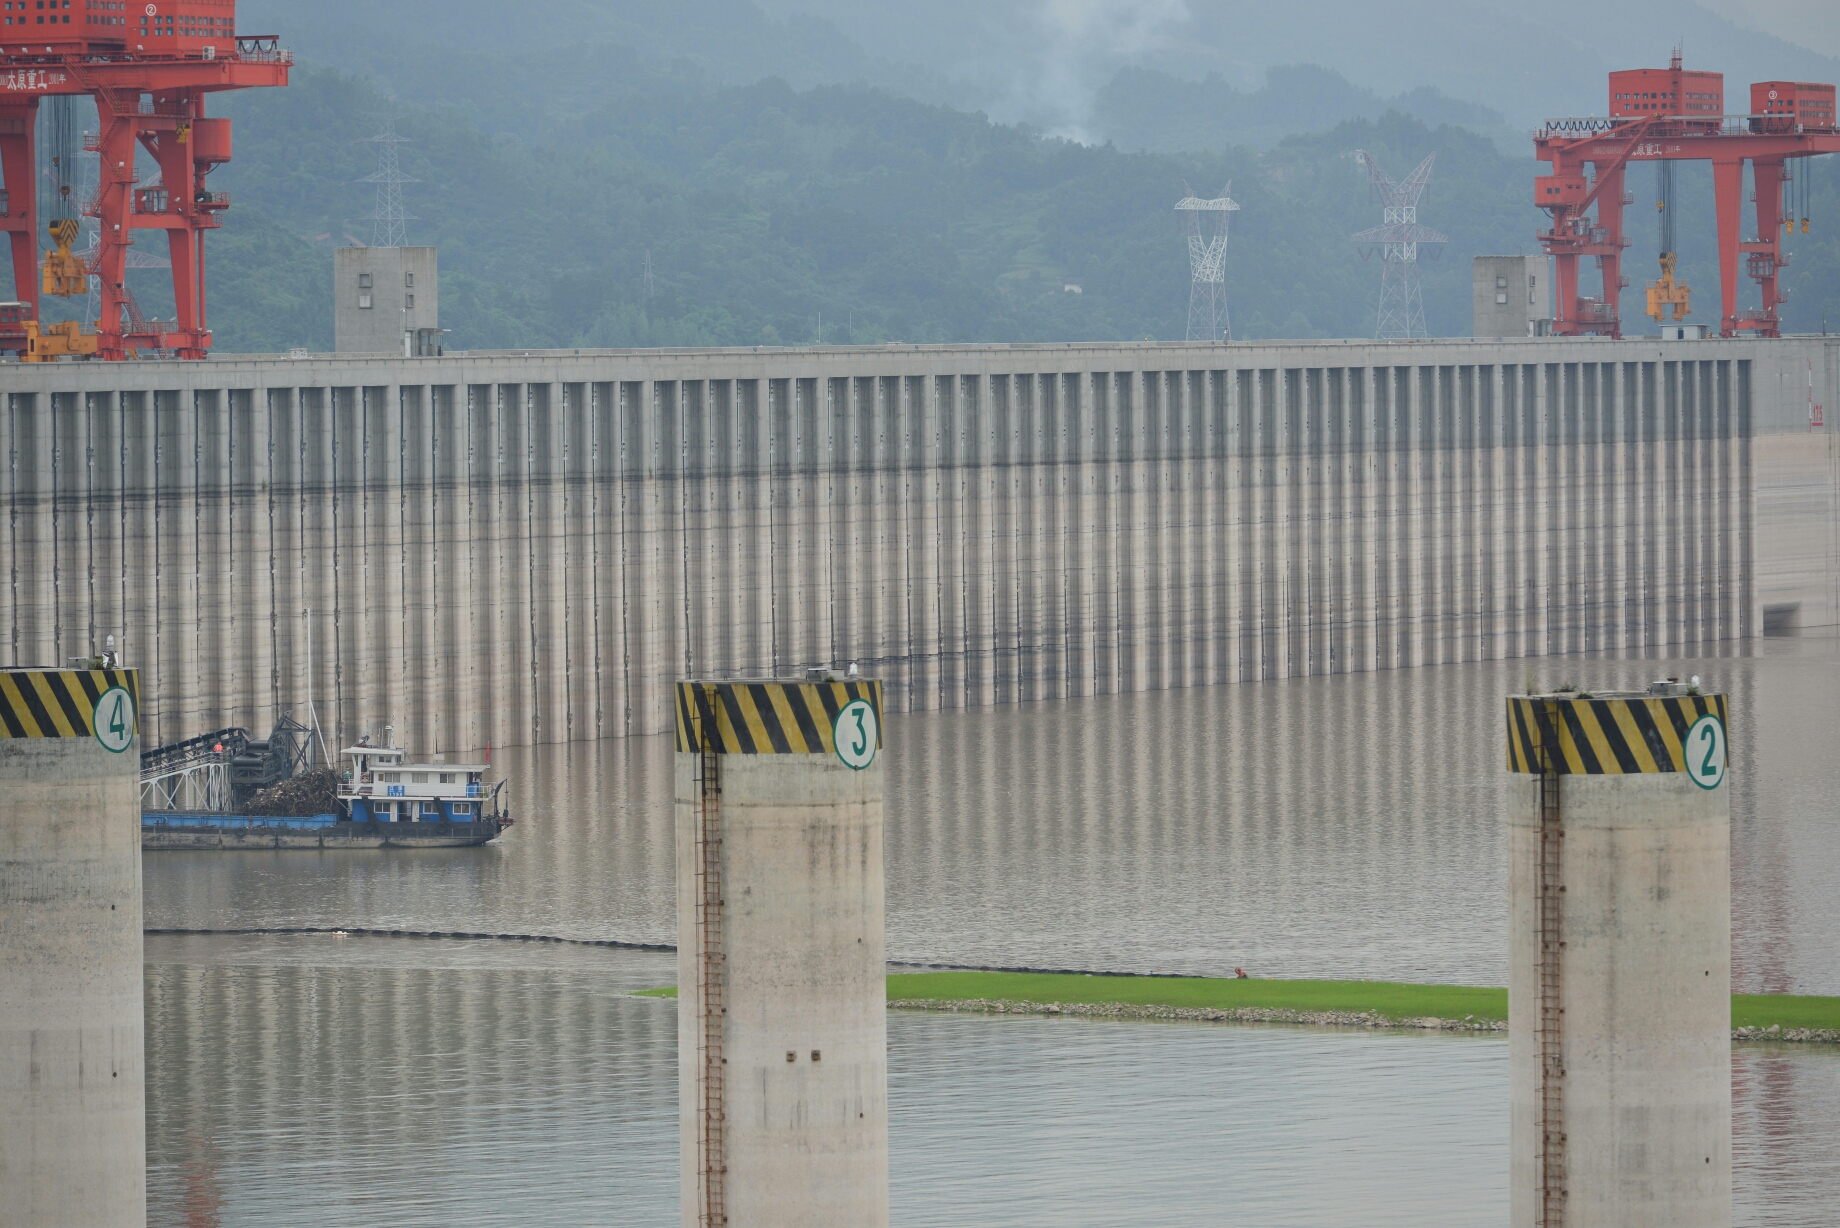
[889,999,1840,1045]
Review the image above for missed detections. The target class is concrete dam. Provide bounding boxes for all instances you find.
[3,336,1835,754]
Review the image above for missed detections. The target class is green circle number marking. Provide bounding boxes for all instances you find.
[1685,713,1725,790]
[93,686,135,754]
[833,699,877,771]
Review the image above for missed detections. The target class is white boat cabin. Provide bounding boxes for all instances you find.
[339,738,497,823]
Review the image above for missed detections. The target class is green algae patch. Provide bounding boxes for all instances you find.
[636,976,1840,1035]
[1733,994,1840,1032]
[887,972,1507,1023]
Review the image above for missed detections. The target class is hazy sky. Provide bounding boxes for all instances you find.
[1713,0,1840,60]
[749,0,1840,139]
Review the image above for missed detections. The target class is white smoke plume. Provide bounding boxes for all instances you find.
[1018,0,1193,142]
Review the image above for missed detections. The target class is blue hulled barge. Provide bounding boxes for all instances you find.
[142,729,511,850]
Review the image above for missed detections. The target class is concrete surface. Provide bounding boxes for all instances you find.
[334,246,439,356]
[676,717,888,1228]
[1,336,1832,751]
[0,685,146,1227]
[1507,706,1731,1228]
[1472,256,1552,338]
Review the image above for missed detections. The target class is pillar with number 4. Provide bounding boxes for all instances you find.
[1505,686,1731,1228]
[674,678,889,1228]
[0,668,146,1228]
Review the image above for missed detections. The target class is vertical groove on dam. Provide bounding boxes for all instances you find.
[4,348,1754,752]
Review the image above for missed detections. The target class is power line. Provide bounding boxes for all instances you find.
[1176,182,1237,341]
[1352,151,1447,339]
[354,116,418,248]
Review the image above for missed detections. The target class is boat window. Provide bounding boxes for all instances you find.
[380,772,399,782]
[413,773,428,784]
[454,802,472,815]
[439,773,455,784]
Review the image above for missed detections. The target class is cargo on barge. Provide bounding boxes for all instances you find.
[141,732,510,850]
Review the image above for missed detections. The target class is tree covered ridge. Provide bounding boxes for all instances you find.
[188,64,1837,353]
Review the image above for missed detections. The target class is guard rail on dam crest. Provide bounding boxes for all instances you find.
[2,336,1831,754]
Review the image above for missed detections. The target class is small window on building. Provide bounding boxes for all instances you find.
[405,272,414,287]
[405,293,414,309]
[1496,292,1508,304]
[1495,276,1507,288]
[358,272,371,289]
[358,294,372,309]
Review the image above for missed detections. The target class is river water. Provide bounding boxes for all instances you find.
[144,642,1840,1225]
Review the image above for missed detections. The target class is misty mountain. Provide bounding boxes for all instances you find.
[240,0,1509,155]
[170,66,1552,352]
[1092,65,1519,154]
[246,0,1840,157]
[236,0,949,121]
[758,0,1840,133]
[17,3,1836,350]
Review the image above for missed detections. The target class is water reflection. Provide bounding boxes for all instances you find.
[887,1012,1508,1227]
[139,642,1840,1224]
[144,936,678,1228]
[144,937,1840,1226]
[145,642,1840,992]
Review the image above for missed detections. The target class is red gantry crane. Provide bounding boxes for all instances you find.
[0,1,288,360]
[1535,51,1838,339]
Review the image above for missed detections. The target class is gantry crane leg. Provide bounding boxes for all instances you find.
[0,99,40,313]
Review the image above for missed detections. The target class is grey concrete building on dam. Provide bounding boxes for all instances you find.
[1,336,1835,756]
[334,246,441,357]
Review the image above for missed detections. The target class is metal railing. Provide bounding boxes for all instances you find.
[140,717,311,811]
[142,758,233,813]
[1538,113,1838,140]
[233,37,291,64]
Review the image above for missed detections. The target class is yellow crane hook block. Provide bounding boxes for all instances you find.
[1645,251,1692,323]
[21,320,99,363]
[41,218,89,299]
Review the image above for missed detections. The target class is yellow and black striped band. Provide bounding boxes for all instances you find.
[1507,694,1727,774]
[676,680,883,755]
[0,669,139,739]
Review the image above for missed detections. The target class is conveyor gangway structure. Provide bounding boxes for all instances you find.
[0,3,289,360]
[1535,53,1838,338]
[139,715,314,811]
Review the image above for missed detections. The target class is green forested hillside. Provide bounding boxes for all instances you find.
[182,66,1550,353]
[18,54,1839,353]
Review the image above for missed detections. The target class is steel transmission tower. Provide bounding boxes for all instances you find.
[1176,183,1238,340]
[356,117,418,247]
[1352,151,1447,338]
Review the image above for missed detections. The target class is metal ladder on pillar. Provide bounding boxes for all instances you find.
[1536,707,1567,1228]
[696,731,728,1228]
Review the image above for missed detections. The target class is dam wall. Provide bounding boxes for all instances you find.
[2,336,1834,753]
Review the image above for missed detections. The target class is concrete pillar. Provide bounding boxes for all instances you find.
[676,678,888,1228]
[1506,688,1731,1228]
[0,667,145,1227]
